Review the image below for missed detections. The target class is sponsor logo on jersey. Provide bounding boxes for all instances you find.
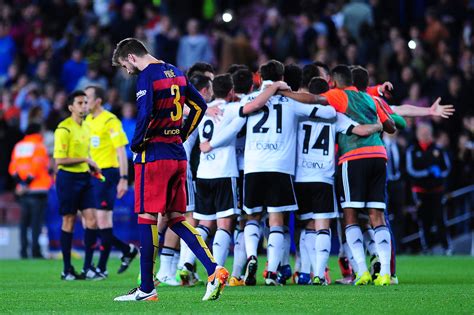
[164,128,180,135]
[300,159,324,169]
[205,153,216,160]
[249,141,282,151]
[136,90,147,100]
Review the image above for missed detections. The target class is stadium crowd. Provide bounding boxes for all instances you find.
[1,0,473,263]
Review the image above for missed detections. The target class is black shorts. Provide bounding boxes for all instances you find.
[92,168,120,210]
[337,158,387,211]
[243,172,297,214]
[295,182,337,220]
[194,177,239,220]
[237,170,244,209]
[56,170,96,215]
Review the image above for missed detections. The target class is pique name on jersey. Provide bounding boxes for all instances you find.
[248,140,283,151]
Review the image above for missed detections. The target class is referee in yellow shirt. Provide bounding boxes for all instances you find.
[85,86,138,275]
[54,90,102,281]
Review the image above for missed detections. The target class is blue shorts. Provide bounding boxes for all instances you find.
[92,168,120,210]
[56,170,97,215]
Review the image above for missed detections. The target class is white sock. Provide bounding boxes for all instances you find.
[232,229,246,277]
[363,227,377,257]
[267,226,284,273]
[294,248,301,272]
[315,229,331,279]
[171,249,179,277]
[281,226,291,266]
[343,242,358,274]
[213,228,232,266]
[183,225,209,266]
[244,220,260,258]
[304,229,317,274]
[299,229,311,274]
[345,225,368,273]
[157,247,174,279]
[178,238,188,269]
[374,225,391,276]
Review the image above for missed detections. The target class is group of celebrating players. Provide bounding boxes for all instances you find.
[153,57,453,291]
[53,38,454,302]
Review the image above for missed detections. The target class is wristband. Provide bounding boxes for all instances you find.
[120,175,129,180]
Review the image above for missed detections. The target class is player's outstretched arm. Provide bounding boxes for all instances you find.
[279,90,329,105]
[241,81,290,115]
[394,97,455,118]
[181,82,208,142]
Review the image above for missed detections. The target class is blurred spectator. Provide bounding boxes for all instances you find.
[384,132,407,252]
[80,23,111,72]
[342,0,373,43]
[423,8,449,48]
[15,84,51,132]
[75,65,107,91]
[402,82,430,109]
[61,49,87,92]
[32,61,55,92]
[8,123,51,259]
[0,112,22,192]
[113,68,136,103]
[298,14,318,61]
[45,91,68,132]
[110,2,138,45]
[154,16,180,65]
[406,122,451,254]
[0,91,20,123]
[177,19,213,70]
[0,20,16,82]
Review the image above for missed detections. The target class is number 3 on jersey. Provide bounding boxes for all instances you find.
[170,84,182,121]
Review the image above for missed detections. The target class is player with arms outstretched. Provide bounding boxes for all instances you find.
[111,38,228,302]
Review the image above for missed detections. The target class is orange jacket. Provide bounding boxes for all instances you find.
[8,133,52,192]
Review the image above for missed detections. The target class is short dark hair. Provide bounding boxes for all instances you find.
[85,85,106,103]
[232,69,253,94]
[66,90,87,106]
[187,62,214,78]
[284,64,302,91]
[112,38,149,66]
[351,66,369,91]
[259,60,284,82]
[25,123,42,135]
[302,64,320,88]
[331,64,352,87]
[308,77,330,94]
[189,74,211,91]
[212,74,233,98]
[313,61,330,76]
[227,64,249,75]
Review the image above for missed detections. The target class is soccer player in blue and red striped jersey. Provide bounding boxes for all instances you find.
[111,38,229,302]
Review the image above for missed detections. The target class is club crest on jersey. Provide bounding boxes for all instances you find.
[136,90,147,100]
[433,149,440,158]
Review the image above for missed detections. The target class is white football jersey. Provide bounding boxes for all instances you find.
[295,113,357,184]
[242,89,336,175]
[196,99,239,179]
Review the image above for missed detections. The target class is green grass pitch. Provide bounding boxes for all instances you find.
[1,256,473,314]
